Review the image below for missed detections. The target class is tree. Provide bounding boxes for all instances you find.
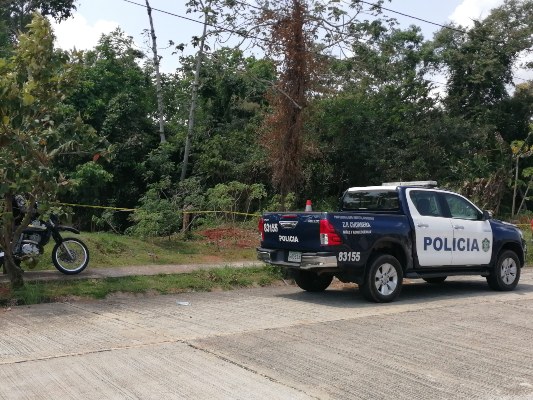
[60,29,157,230]
[180,0,210,182]
[433,1,532,122]
[511,135,533,217]
[0,0,77,49]
[144,0,166,143]
[259,0,311,207]
[0,13,94,288]
[183,49,274,188]
[431,0,533,212]
[224,0,388,207]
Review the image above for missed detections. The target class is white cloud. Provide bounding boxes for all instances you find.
[449,0,504,27]
[514,51,533,85]
[49,13,119,51]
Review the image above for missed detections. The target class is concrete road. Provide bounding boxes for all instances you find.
[1,271,533,399]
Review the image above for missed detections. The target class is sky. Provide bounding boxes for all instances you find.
[49,0,531,82]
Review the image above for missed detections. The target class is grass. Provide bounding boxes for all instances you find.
[27,227,258,271]
[0,266,284,306]
[0,225,271,306]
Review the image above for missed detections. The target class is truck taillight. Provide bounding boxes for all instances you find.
[258,217,265,241]
[320,219,342,246]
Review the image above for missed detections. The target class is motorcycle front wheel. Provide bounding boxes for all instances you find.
[52,238,89,275]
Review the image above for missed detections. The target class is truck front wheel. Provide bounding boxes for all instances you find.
[360,254,403,303]
[486,250,521,291]
[293,270,333,292]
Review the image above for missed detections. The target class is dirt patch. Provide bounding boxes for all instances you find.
[0,286,11,297]
[198,227,258,249]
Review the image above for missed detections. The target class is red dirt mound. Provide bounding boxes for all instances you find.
[198,227,259,249]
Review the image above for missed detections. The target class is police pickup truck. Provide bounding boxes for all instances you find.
[257,181,526,302]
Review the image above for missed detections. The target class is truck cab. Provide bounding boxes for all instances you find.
[257,182,526,302]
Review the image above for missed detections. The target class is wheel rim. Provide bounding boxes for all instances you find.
[500,257,517,285]
[373,263,398,296]
[56,241,87,271]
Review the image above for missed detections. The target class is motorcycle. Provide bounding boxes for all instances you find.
[0,214,89,275]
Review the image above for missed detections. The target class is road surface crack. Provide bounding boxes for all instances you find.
[186,342,321,399]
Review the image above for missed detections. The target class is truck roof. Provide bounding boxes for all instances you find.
[347,186,397,191]
[347,181,438,192]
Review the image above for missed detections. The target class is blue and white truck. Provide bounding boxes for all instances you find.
[257,181,526,302]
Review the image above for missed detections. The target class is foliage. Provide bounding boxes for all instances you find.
[423,0,533,211]
[0,0,77,50]
[58,29,158,229]
[3,0,533,247]
[169,49,273,188]
[259,0,311,206]
[264,192,297,212]
[0,13,94,287]
[70,161,114,205]
[224,0,391,208]
[68,161,115,230]
[126,177,205,238]
[1,266,283,305]
[205,181,267,222]
[432,0,532,123]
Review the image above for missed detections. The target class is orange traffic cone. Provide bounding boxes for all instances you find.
[305,199,312,211]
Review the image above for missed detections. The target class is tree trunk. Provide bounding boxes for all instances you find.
[3,252,24,289]
[512,156,519,217]
[180,6,209,181]
[261,0,309,199]
[517,177,532,215]
[145,0,166,143]
[1,194,24,288]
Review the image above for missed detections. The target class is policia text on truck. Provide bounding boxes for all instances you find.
[257,182,526,303]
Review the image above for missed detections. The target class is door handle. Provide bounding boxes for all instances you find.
[454,225,464,230]
[417,223,429,228]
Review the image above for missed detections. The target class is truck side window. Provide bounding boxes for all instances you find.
[444,193,481,220]
[342,191,399,211]
[409,191,443,217]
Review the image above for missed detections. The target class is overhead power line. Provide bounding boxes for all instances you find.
[120,0,531,84]
[356,0,531,83]
[121,0,271,44]
[356,0,468,35]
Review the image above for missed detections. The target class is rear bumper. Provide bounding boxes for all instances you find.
[257,247,337,269]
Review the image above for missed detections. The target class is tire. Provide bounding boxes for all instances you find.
[423,276,447,284]
[486,250,520,291]
[52,238,89,275]
[293,270,333,292]
[360,254,403,303]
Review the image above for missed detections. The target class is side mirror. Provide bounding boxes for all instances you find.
[482,210,493,220]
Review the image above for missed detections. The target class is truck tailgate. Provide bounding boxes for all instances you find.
[261,212,324,252]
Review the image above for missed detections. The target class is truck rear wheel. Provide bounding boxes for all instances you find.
[293,270,333,292]
[486,250,520,291]
[360,254,403,303]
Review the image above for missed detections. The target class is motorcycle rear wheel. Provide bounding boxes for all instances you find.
[52,238,89,275]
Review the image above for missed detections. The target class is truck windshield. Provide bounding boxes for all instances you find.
[342,190,399,211]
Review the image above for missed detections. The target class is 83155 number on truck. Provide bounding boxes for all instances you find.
[257,182,526,303]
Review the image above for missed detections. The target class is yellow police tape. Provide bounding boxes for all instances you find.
[57,202,135,212]
[56,203,261,217]
[53,203,533,227]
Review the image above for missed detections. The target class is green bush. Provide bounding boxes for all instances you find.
[127,177,204,237]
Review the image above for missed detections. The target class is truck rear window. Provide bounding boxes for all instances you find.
[342,190,399,211]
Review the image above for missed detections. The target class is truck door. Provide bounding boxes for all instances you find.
[441,192,493,266]
[406,189,453,266]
